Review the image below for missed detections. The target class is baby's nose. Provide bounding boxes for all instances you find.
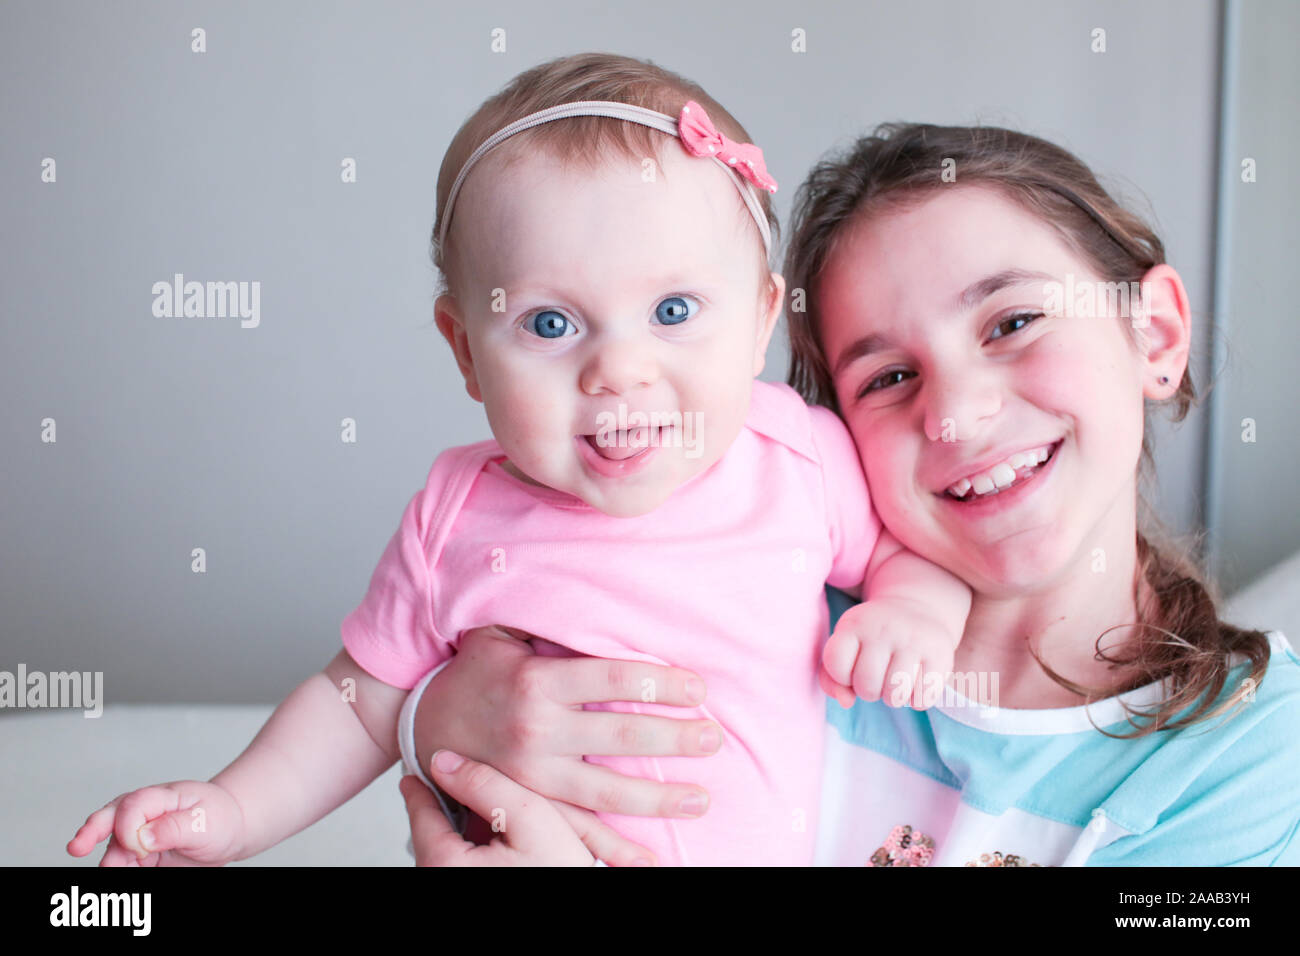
[579,340,659,396]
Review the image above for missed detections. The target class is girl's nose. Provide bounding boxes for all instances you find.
[578,338,660,396]
[921,368,1002,443]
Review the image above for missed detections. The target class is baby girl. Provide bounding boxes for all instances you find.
[68,53,969,868]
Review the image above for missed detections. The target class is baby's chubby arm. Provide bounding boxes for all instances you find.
[68,649,406,865]
[821,530,972,709]
[214,649,407,857]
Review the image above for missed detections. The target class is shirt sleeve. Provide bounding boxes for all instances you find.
[340,481,457,690]
[1088,698,1300,866]
[806,404,882,590]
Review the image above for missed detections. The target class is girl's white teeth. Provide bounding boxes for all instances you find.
[946,444,1054,499]
[990,463,1017,488]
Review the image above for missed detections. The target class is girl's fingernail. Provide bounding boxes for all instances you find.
[698,727,721,752]
[685,679,705,704]
[433,750,465,773]
[632,857,655,866]
[138,826,156,851]
[677,793,707,816]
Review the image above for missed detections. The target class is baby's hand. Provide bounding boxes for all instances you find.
[67,780,245,867]
[820,597,958,709]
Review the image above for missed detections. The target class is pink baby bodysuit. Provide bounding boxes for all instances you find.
[341,380,880,865]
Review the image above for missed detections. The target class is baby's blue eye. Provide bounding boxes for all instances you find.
[525,310,573,338]
[654,296,696,326]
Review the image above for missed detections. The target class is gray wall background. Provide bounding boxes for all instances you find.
[1,0,1294,705]
[1207,0,1300,591]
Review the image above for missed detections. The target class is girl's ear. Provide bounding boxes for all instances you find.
[753,272,787,377]
[1135,264,1191,400]
[434,294,483,403]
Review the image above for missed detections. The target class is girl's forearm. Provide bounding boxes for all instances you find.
[211,670,399,860]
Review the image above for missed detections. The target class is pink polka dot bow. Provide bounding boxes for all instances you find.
[677,100,778,193]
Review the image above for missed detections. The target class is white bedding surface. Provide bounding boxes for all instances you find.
[0,705,413,866]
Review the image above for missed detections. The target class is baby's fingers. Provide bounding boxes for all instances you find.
[68,800,123,858]
[821,626,861,688]
[916,651,955,709]
[911,660,933,710]
[134,807,214,862]
[883,651,922,708]
[99,833,148,868]
[850,641,893,704]
[111,787,185,860]
[818,665,856,709]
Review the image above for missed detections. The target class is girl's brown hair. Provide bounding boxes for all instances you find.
[784,122,1269,737]
[430,52,778,297]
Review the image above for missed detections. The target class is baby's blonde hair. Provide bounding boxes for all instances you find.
[430,52,779,297]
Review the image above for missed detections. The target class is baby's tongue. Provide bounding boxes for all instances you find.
[586,427,650,460]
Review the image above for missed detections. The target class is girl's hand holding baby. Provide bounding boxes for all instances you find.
[820,597,961,710]
[413,626,720,820]
[401,751,612,866]
[67,779,246,866]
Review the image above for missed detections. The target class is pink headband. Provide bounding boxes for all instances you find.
[436,99,778,260]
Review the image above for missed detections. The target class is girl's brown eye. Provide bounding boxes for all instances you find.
[989,311,1043,341]
[857,368,914,398]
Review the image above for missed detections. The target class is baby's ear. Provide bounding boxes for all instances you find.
[753,272,786,377]
[434,294,483,403]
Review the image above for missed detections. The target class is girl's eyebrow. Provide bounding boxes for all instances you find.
[832,333,894,376]
[833,268,1061,376]
[957,268,1057,310]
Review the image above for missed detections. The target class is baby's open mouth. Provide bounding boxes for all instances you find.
[581,426,665,461]
[943,440,1062,502]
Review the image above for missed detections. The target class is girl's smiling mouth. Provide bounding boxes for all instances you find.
[938,439,1063,505]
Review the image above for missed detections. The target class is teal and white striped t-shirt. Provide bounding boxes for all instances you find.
[816,587,1300,866]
